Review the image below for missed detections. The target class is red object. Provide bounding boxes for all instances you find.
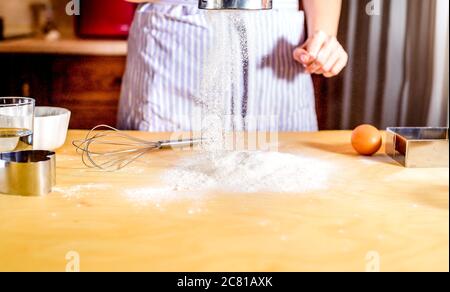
[75,0,137,39]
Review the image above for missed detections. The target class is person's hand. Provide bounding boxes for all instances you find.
[293,31,348,78]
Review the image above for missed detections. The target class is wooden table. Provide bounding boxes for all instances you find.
[0,131,448,272]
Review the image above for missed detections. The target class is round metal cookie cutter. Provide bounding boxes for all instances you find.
[0,150,56,196]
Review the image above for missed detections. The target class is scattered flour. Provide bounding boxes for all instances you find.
[124,187,195,204]
[163,151,334,193]
[52,183,111,199]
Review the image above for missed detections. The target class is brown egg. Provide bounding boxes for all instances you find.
[351,124,382,156]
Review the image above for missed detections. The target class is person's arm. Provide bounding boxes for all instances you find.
[293,0,348,78]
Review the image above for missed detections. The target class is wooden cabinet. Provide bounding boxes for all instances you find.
[0,53,125,129]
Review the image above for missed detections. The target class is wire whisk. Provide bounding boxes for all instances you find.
[72,125,202,171]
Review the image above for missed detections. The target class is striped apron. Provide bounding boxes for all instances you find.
[118,0,318,132]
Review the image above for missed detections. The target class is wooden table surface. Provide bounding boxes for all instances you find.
[0,130,448,272]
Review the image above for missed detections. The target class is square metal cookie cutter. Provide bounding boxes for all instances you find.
[386,127,449,168]
[0,150,56,196]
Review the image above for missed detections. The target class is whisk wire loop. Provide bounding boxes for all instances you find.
[72,125,200,171]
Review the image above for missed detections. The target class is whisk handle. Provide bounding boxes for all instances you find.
[158,138,202,149]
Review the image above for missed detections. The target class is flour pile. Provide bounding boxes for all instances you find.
[163,151,333,193]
